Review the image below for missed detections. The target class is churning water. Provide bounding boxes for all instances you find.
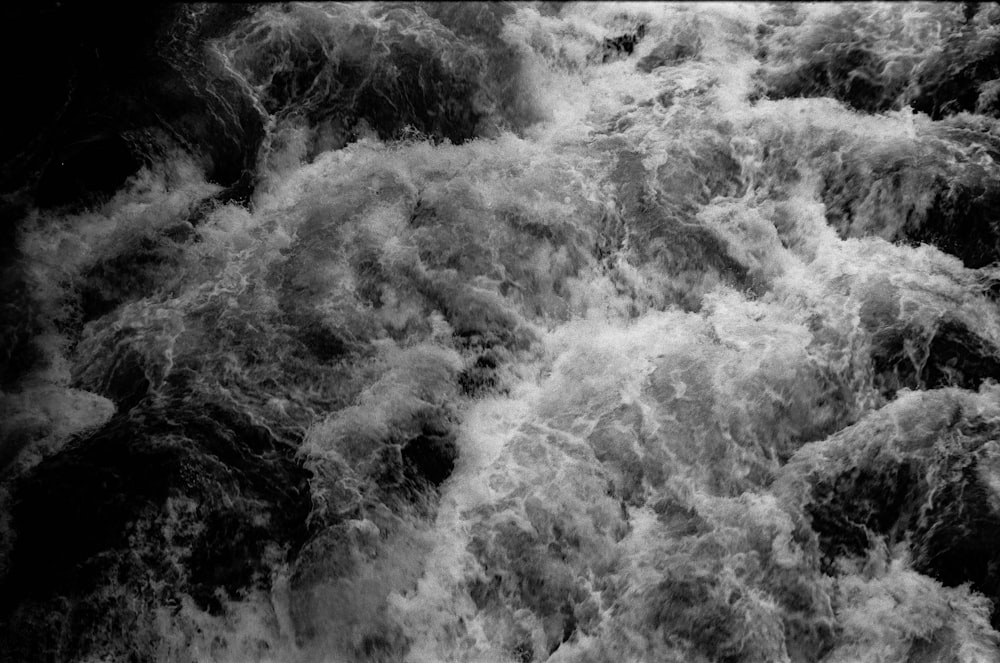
[4,2,1000,662]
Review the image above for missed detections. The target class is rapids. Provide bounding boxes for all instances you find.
[3,2,1000,662]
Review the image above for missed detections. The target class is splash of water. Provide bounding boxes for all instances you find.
[3,2,1000,662]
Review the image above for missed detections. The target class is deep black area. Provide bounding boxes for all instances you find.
[602,25,646,63]
[0,402,312,662]
[400,424,458,487]
[35,135,145,211]
[0,3,263,210]
[95,346,154,413]
[1,3,167,197]
[869,317,1000,399]
[375,418,459,504]
[803,418,1000,628]
[355,51,484,146]
[807,462,917,568]
[907,21,1000,120]
[907,180,1000,269]
[911,448,1000,629]
[819,146,1000,269]
[761,45,898,115]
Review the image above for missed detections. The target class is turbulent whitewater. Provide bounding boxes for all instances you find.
[4,2,1000,662]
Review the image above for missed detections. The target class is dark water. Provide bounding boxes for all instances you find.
[3,2,1000,661]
